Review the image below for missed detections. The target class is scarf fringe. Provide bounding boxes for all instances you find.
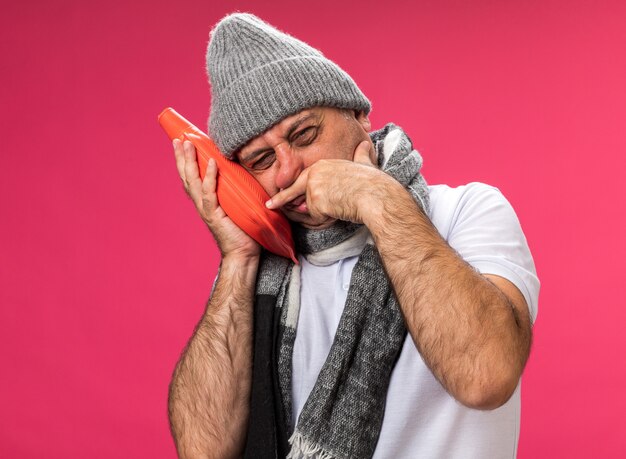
[287,431,335,459]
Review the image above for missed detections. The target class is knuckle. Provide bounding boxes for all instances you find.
[201,181,213,194]
[309,187,322,202]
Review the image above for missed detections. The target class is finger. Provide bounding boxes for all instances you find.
[201,158,219,214]
[266,170,309,209]
[353,140,376,166]
[183,141,203,206]
[173,139,187,185]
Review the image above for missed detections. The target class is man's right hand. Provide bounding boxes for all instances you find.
[173,139,261,261]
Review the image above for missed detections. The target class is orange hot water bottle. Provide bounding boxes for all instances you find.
[159,108,297,263]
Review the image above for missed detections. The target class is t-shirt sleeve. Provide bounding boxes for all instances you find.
[444,182,540,323]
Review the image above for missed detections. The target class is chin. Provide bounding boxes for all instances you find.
[284,210,336,229]
[300,219,337,230]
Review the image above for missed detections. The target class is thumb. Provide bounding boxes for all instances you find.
[353,140,377,167]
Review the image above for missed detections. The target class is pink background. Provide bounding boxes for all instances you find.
[1,0,625,457]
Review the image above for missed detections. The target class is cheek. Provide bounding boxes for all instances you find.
[255,173,280,197]
[300,145,327,166]
[309,143,352,163]
[327,124,366,161]
[259,178,277,196]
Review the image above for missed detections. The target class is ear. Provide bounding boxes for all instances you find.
[355,110,371,132]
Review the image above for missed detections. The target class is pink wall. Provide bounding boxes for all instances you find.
[1,1,625,457]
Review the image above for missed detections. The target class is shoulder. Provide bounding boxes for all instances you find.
[427,182,540,322]
[427,182,509,239]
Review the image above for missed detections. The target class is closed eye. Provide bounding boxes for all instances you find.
[291,126,318,146]
[250,151,275,170]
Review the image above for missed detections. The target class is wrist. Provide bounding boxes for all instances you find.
[360,175,407,230]
[221,252,260,270]
[209,254,260,315]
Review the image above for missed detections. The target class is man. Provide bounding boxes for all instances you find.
[168,13,539,459]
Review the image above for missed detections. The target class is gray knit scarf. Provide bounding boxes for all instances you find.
[243,124,430,459]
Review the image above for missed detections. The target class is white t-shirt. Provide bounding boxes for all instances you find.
[292,182,540,459]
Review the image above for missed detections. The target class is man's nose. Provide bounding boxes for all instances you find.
[274,145,303,190]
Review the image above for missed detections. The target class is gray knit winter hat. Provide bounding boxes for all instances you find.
[206,13,371,159]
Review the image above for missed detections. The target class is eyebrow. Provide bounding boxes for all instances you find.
[239,112,320,164]
[285,113,319,139]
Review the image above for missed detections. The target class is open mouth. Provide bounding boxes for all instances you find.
[284,195,308,213]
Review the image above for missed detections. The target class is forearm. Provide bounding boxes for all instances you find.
[364,181,531,409]
[168,255,258,458]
